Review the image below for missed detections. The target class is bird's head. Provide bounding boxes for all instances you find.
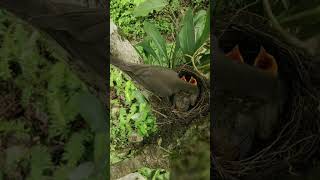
[254,46,278,77]
[225,44,244,64]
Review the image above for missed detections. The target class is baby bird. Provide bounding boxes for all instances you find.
[225,45,244,64]
[180,75,187,82]
[254,46,278,77]
[172,76,190,111]
[188,76,199,106]
[173,91,191,111]
[173,75,199,111]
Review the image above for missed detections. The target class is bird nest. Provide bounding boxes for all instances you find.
[213,11,320,179]
[147,65,210,142]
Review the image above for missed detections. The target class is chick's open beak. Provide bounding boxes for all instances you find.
[254,46,278,77]
[180,75,187,81]
[189,76,197,86]
[225,45,244,64]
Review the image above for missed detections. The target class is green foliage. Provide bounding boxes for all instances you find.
[133,0,168,17]
[0,119,29,138]
[5,146,28,173]
[0,10,108,179]
[178,9,196,56]
[110,66,157,163]
[110,0,175,41]
[138,167,170,180]
[52,165,72,180]
[62,131,91,167]
[170,120,210,180]
[72,91,108,133]
[69,162,95,180]
[142,22,169,64]
[136,7,210,74]
[47,62,87,139]
[27,145,52,180]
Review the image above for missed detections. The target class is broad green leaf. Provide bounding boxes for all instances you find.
[195,9,210,50]
[72,91,108,133]
[178,9,196,56]
[133,0,168,17]
[194,10,207,40]
[171,35,182,68]
[144,22,168,60]
[136,38,160,63]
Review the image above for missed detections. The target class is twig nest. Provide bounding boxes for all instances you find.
[214,11,320,179]
[149,65,209,126]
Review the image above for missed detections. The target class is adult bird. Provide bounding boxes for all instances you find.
[110,56,198,98]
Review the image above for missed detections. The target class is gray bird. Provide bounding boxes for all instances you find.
[110,56,198,98]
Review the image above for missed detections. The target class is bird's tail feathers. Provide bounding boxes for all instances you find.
[110,56,135,72]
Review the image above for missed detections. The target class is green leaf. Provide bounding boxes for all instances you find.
[72,91,108,133]
[53,165,71,180]
[135,91,147,104]
[178,8,196,56]
[5,146,27,169]
[94,133,109,179]
[63,132,88,167]
[195,9,210,50]
[136,38,160,62]
[133,0,168,17]
[28,145,52,180]
[144,22,168,61]
[171,36,181,68]
[69,162,94,180]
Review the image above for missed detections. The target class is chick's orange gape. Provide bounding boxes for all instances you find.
[225,45,244,64]
[180,75,198,84]
[177,75,199,108]
[180,75,187,82]
[224,44,278,77]
[254,46,278,77]
[189,76,197,86]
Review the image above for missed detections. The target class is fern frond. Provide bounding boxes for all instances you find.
[0,119,29,138]
[5,145,28,170]
[47,62,87,139]
[62,131,90,167]
[52,165,71,180]
[27,145,52,180]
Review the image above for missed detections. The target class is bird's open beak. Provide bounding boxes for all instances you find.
[225,45,244,64]
[254,46,278,77]
[189,76,197,86]
[180,75,187,81]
